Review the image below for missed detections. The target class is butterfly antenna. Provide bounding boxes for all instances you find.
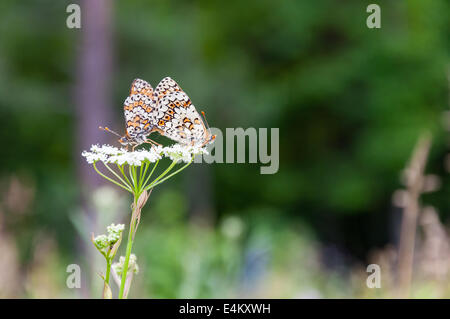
[201,111,212,131]
[99,126,122,138]
[201,111,216,142]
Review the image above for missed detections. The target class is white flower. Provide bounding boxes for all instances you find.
[93,223,125,250]
[112,254,139,275]
[93,234,109,249]
[81,143,207,166]
[162,144,208,163]
[107,223,125,243]
[107,223,125,234]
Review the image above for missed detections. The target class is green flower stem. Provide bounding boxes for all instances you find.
[129,166,135,188]
[141,159,159,189]
[138,163,147,189]
[119,164,133,187]
[143,160,177,191]
[105,258,111,286]
[93,162,132,193]
[104,163,133,190]
[119,166,142,299]
[95,154,197,298]
[131,166,135,187]
[132,166,139,190]
[118,195,138,299]
[147,157,194,189]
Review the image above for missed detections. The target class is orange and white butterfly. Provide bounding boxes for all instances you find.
[101,77,215,150]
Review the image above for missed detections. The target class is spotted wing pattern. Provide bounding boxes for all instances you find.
[153,77,211,146]
[123,79,157,139]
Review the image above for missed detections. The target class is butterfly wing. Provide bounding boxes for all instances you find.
[153,77,210,145]
[123,78,157,140]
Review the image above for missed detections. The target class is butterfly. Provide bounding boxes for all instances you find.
[100,77,215,150]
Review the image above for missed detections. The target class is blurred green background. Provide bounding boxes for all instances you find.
[0,0,448,298]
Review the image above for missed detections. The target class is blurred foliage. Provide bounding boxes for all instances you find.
[0,0,448,297]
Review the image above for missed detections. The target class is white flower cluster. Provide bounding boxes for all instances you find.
[93,234,109,249]
[93,223,125,249]
[106,223,125,243]
[112,254,139,275]
[82,144,208,166]
[162,144,208,163]
[82,144,161,166]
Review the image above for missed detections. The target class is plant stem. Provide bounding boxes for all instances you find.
[141,159,159,189]
[93,162,132,193]
[144,160,177,191]
[105,259,111,286]
[105,163,133,190]
[148,158,194,189]
[118,195,138,299]
[116,158,194,298]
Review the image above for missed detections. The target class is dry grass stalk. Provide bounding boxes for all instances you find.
[395,133,431,297]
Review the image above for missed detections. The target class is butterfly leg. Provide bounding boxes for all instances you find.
[143,140,161,151]
[144,139,162,147]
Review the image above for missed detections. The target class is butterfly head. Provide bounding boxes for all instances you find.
[120,133,148,146]
[118,135,133,146]
[100,126,136,146]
